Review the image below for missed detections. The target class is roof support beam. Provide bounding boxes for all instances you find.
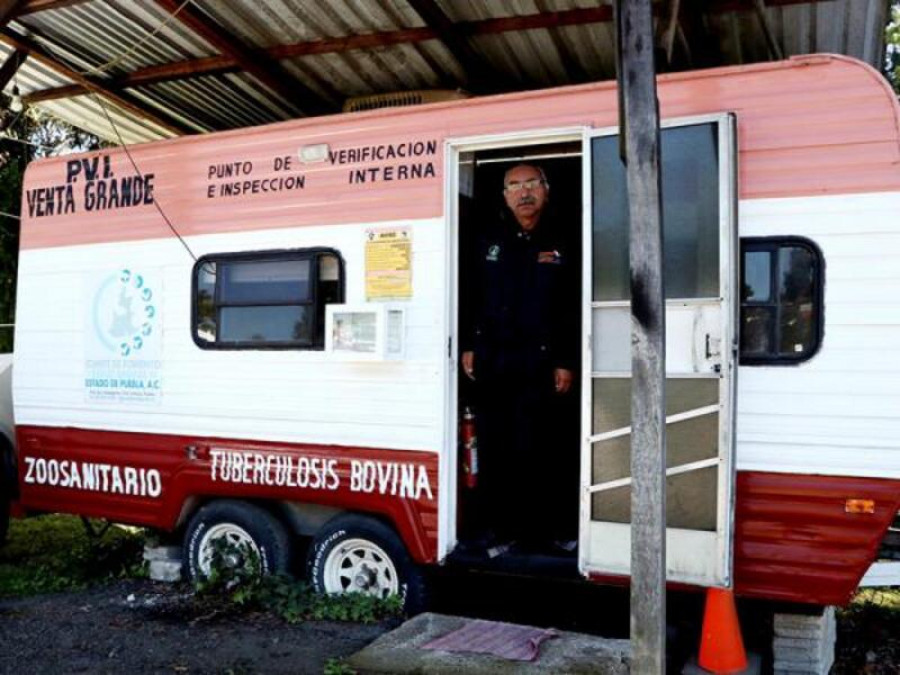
[0,0,25,24]
[26,6,619,102]
[0,48,25,89]
[658,0,683,69]
[12,0,87,16]
[405,0,502,92]
[152,0,331,116]
[20,0,839,105]
[712,0,836,10]
[10,0,836,21]
[471,6,613,32]
[531,0,591,83]
[679,1,723,69]
[0,28,190,134]
[752,0,785,60]
[8,0,836,21]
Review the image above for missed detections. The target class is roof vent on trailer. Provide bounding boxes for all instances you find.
[343,89,470,113]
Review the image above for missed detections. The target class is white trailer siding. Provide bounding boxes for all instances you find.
[736,191,900,479]
[13,218,447,453]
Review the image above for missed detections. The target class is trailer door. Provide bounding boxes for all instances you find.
[580,115,737,587]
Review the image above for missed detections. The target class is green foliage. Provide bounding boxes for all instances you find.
[834,588,900,674]
[255,577,403,624]
[0,514,146,597]
[323,658,357,675]
[886,3,900,94]
[0,101,104,352]
[194,536,264,602]
[195,537,402,625]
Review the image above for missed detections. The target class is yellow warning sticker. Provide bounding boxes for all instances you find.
[365,227,412,300]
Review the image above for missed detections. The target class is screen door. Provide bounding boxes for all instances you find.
[579,115,737,587]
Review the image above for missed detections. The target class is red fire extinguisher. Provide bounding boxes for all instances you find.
[460,406,478,489]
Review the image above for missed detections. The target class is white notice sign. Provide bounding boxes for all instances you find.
[84,268,162,404]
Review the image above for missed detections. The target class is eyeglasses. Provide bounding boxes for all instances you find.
[504,178,546,193]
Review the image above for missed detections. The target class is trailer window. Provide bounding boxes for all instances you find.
[192,249,343,349]
[740,238,823,364]
[592,123,720,301]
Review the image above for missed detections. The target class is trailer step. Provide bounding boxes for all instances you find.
[445,546,580,579]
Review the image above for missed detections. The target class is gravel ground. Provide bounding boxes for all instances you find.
[0,571,684,675]
[2,569,894,674]
[0,579,393,675]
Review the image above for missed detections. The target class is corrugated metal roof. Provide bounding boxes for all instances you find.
[0,0,891,146]
[442,0,617,87]
[0,39,176,144]
[708,0,889,65]
[18,1,215,74]
[197,0,464,103]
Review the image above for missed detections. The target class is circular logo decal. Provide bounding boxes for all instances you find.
[92,269,157,358]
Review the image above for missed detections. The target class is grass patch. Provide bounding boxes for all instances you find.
[2,515,400,630]
[194,537,402,625]
[323,658,357,675]
[834,588,900,674]
[0,514,146,598]
[258,576,402,624]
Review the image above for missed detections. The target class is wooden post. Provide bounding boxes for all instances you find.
[615,1,667,673]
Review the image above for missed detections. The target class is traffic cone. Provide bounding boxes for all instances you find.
[698,587,748,674]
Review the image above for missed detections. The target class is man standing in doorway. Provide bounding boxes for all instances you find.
[461,163,579,554]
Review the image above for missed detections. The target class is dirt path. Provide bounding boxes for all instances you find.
[0,579,392,675]
[3,571,897,674]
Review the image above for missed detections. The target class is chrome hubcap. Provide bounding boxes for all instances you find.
[197,522,260,577]
[322,538,399,598]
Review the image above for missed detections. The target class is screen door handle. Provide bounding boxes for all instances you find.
[705,334,721,360]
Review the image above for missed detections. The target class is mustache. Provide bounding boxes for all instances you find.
[516,196,537,206]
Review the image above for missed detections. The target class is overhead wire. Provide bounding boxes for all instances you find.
[91,86,198,262]
[79,0,193,77]
[18,2,201,262]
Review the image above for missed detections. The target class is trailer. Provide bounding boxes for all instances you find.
[4,54,900,615]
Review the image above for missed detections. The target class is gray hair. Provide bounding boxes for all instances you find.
[503,163,549,188]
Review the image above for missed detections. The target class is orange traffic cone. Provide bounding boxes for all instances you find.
[698,587,748,674]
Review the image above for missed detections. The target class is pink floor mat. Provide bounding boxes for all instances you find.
[422,619,559,662]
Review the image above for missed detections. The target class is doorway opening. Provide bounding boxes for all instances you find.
[452,140,583,574]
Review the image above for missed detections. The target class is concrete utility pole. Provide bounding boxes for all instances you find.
[615,0,667,673]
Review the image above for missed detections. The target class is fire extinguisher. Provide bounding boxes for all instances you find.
[460,406,478,489]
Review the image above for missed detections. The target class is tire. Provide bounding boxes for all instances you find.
[183,500,293,582]
[307,514,428,615]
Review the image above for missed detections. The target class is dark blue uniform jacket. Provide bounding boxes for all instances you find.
[462,217,579,381]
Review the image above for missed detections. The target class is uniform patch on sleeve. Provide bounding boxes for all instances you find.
[486,244,500,262]
[537,250,561,264]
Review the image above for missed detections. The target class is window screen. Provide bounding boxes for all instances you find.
[193,249,343,349]
[740,238,823,364]
[592,122,720,301]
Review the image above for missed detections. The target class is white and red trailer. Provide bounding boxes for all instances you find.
[5,54,900,612]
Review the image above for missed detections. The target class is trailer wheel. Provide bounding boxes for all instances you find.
[183,500,293,581]
[307,514,427,614]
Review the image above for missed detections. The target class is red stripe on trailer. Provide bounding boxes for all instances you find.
[15,425,900,605]
[14,425,439,563]
[733,472,900,606]
[586,472,900,606]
